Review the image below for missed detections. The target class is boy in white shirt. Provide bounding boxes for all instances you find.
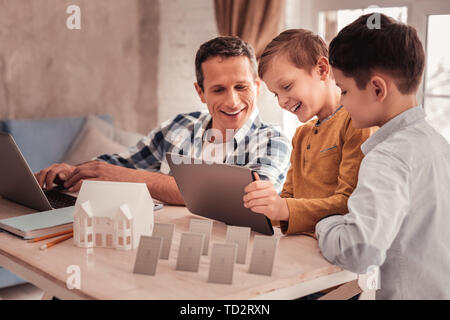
[316,13,450,299]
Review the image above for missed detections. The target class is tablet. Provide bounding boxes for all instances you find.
[166,153,273,235]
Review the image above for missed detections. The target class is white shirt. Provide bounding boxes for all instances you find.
[316,106,450,299]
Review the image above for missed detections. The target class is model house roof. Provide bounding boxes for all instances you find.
[74,180,152,219]
[115,204,132,220]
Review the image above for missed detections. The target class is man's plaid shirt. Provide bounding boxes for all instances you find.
[97,109,291,192]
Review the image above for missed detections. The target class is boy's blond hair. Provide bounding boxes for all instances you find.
[258,29,329,78]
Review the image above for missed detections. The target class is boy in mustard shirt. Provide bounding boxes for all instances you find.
[243,29,375,236]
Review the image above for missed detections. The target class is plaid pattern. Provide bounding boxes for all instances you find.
[97,109,291,192]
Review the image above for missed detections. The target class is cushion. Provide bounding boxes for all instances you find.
[0,115,112,172]
[82,116,144,147]
[63,125,127,165]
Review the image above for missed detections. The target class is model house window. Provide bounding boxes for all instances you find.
[96,233,102,246]
[126,236,131,245]
[106,234,113,247]
[118,237,123,246]
[119,221,123,230]
[87,218,92,227]
[424,14,450,142]
[87,233,92,243]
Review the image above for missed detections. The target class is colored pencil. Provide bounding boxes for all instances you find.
[28,228,74,243]
[39,233,73,250]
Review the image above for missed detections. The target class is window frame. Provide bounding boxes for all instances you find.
[283,0,450,133]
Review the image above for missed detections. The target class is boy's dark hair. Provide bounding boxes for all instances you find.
[195,36,258,91]
[329,13,425,94]
[258,29,329,79]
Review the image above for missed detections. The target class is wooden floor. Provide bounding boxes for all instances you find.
[0,283,44,300]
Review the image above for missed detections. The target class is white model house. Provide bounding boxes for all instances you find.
[72,180,154,250]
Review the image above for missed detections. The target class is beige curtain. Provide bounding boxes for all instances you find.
[214,0,286,59]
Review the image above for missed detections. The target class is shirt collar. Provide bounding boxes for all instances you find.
[198,107,260,142]
[232,107,260,144]
[361,106,425,155]
[192,108,260,157]
[315,105,344,127]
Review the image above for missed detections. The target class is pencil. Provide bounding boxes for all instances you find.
[39,233,73,250]
[28,228,73,243]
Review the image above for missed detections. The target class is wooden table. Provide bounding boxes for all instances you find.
[0,197,357,300]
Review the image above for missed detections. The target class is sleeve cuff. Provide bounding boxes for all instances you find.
[315,214,345,240]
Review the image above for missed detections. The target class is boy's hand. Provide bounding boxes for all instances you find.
[243,172,290,221]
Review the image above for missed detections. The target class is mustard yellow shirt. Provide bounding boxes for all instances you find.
[279,107,376,236]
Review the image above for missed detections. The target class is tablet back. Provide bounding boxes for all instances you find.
[166,153,273,235]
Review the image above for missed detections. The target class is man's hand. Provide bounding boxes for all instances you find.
[35,163,77,191]
[243,172,290,221]
[35,161,184,205]
[62,161,143,192]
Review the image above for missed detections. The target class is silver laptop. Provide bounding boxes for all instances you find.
[166,152,274,235]
[0,132,78,211]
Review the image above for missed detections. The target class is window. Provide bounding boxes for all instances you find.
[424,14,450,142]
[126,236,131,245]
[106,234,113,247]
[87,233,92,243]
[283,0,450,141]
[118,237,123,246]
[96,233,102,246]
[282,1,409,140]
[318,6,407,44]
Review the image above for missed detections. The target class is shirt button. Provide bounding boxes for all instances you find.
[307,145,311,150]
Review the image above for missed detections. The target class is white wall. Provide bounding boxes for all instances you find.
[158,0,216,124]
[157,0,283,128]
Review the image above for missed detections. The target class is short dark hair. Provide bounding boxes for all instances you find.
[259,29,329,78]
[329,13,425,94]
[195,36,258,91]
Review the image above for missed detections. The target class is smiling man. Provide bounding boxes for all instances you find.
[35,36,291,205]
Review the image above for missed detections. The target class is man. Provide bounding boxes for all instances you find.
[35,36,291,205]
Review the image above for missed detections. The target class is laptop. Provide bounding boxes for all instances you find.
[0,132,78,211]
[0,132,164,212]
[166,152,274,235]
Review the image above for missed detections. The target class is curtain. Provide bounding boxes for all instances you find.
[214,0,286,59]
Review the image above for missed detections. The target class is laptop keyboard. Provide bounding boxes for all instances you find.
[44,190,77,209]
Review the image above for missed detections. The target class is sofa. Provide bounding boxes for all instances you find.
[0,114,144,288]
